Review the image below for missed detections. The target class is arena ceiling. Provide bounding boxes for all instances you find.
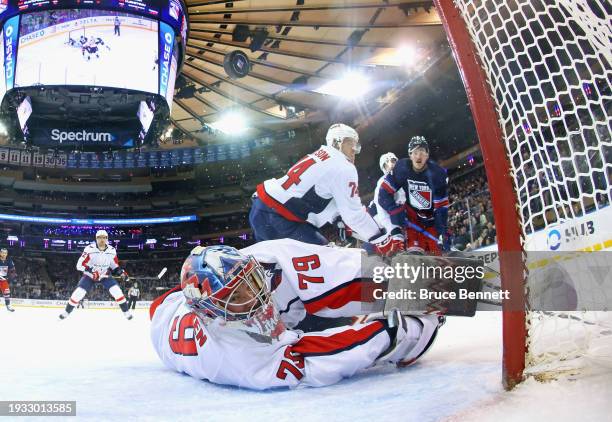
[171,0,447,143]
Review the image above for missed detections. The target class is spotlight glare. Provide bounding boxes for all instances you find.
[315,71,371,99]
[210,111,249,135]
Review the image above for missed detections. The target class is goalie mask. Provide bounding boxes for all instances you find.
[180,245,284,339]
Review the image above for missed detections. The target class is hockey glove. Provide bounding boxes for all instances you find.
[375,235,405,257]
[112,267,129,282]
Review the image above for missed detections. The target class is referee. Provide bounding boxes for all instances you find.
[127,283,140,310]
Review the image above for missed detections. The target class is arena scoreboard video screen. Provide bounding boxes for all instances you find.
[0,0,186,108]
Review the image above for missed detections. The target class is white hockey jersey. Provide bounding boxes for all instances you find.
[370,174,406,234]
[150,239,391,390]
[76,243,120,279]
[257,145,386,242]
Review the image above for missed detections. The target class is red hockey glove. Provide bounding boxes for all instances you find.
[375,235,405,257]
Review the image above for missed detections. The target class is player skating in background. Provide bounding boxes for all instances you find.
[378,136,450,255]
[82,37,100,61]
[150,240,443,390]
[93,36,111,51]
[59,230,132,320]
[0,248,16,312]
[249,123,403,256]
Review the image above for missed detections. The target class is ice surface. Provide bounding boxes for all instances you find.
[0,307,609,421]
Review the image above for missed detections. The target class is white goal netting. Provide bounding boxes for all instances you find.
[450,0,611,381]
[67,27,86,43]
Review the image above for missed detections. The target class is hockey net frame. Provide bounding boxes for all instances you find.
[67,27,86,43]
[434,0,611,389]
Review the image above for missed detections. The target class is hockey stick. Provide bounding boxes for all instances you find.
[113,267,168,281]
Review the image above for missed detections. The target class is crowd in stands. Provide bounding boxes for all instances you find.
[447,167,497,251]
[9,258,50,300]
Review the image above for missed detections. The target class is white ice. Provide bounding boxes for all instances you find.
[0,307,610,422]
[15,24,158,93]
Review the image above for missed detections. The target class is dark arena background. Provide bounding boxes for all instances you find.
[0,0,610,421]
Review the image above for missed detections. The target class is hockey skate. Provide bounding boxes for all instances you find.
[123,311,133,320]
[58,311,69,320]
[6,304,14,312]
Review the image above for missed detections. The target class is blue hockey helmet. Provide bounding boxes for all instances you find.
[180,245,271,322]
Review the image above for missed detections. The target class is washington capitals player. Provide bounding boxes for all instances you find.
[150,240,443,390]
[0,248,16,312]
[378,137,450,254]
[249,123,403,256]
[59,230,132,320]
[369,152,407,236]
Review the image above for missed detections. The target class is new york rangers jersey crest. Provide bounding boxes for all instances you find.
[376,158,449,235]
[407,180,432,210]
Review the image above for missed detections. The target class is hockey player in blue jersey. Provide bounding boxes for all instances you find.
[0,248,16,312]
[249,123,404,257]
[377,136,450,255]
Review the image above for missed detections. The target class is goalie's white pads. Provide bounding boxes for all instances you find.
[376,309,443,367]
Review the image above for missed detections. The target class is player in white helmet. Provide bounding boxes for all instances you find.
[249,123,404,256]
[150,240,444,390]
[59,230,132,320]
[367,152,407,245]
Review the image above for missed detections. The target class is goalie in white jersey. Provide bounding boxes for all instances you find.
[150,239,443,390]
[59,230,132,320]
[249,123,404,256]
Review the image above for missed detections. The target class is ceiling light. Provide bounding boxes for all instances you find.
[210,111,249,135]
[314,71,371,99]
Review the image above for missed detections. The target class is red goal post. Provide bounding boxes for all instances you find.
[434,0,527,389]
[433,0,611,389]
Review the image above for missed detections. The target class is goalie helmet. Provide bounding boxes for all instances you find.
[180,245,283,337]
[408,136,429,154]
[379,152,398,173]
[325,123,361,154]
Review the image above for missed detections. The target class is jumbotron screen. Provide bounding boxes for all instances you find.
[0,0,186,108]
[16,10,159,94]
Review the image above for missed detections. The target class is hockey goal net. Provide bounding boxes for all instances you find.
[434,0,611,388]
[67,27,86,43]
